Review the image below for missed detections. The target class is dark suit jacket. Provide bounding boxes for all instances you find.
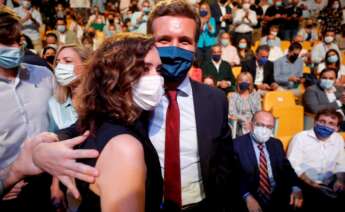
[241,58,275,86]
[201,60,236,93]
[189,80,235,211]
[233,134,299,209]
[303,84,344,114]
[210,3,232,33]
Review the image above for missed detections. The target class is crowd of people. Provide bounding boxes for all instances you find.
[0,0,345,212]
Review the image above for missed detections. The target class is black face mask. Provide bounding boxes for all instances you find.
[220,0,227,4]
[288,54,299,63]
[108,19,114,24]
[46,55,55,64]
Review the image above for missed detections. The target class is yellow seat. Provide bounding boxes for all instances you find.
[263,91,296,111]
[302,41,312,51]
[280,40,291,51]
[232,66,242,78]
[303,66,311,74]
[252,40,260,52]
[263,91,304,147]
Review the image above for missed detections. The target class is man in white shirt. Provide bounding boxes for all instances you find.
[288,108,345,211]
[232,0,257,46]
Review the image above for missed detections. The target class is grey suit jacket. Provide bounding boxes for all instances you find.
[303,84,344,114]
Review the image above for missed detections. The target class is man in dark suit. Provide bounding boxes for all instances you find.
[241,45,278,91]
[147,0,234,211]
[233,111,303,212]
[210,0,232,33]
[303,67,345,114]
[201,44,236,94]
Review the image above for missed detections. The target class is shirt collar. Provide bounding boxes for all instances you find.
[177,76,192,96]
[306,128,337,145]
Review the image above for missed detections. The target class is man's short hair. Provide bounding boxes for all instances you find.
[147,0,201,42]
[0,5,21,45]
[56,17,67,25]
[256,45,270,55]
[315,108,343,127]
[46,32,58,40]
[320,67,338,79]
[288,42,302,52]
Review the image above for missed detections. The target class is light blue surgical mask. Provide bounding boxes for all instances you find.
[319,79,334,90]
[220,39,229,47]
[239,43,247,49]
[327,55,339,63]
[157,46,194,82]
[0,46,24,69]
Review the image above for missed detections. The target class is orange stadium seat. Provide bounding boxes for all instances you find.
[232,66,242,78]
[263,91,304,150]
[280,40,291,51]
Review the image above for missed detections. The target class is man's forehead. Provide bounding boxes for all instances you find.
[152,16,196,35]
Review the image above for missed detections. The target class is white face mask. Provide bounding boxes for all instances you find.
[54,63,77,86]
[132,75,164,111]
[270,31,278,36]
[324,36,334,44]
[252,126,272,143]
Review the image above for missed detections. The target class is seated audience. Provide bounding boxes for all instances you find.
[229,72,261,137]
[242,45,278,92]
[311,28,341,66]
[266,33,284,62]
[274,42,304,96]
[260,25,281,47]
[317,49,345,85]
[297,18,318,41]
[219,32,240,66]
[55,17,79,45]
[201,44,236,94]
[237,37,255,63]
[233,111,303,212]
[288,109,345,212]
[303,68,345,115]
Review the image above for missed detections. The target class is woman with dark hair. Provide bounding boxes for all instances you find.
[318,0,343,34]
[317,49,345,85]
[75,32,163,212]
[236,37,255,63]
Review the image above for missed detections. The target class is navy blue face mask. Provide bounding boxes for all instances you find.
[239,82,250,91]
[314,123,335,139]
[157,46,194,82]
[212,54,221,62]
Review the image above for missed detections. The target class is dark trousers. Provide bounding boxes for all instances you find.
[196,47,212,65]
[0,174,54,212]
[300,182,345,212]
[161,199,210,212]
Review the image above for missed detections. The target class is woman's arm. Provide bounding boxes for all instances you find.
[92,134,146,212]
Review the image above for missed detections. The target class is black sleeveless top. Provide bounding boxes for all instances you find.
[76,119,163,212]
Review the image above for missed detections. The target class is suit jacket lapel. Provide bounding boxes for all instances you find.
[190,80,212,181]
[245,135,259,179]
[266,140,278,181]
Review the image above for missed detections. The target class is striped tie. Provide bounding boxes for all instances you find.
[257,144,271,201]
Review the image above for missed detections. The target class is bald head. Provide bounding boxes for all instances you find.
[252,111,275,130]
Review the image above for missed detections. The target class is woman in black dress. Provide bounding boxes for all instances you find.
[74,32,163,212]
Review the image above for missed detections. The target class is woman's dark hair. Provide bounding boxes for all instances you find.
[42,46,57,56]
[320,67,338,79]
[325,49,341,70]
[76,32,155,134]
[22,34,34,49]
[0,6,21,45]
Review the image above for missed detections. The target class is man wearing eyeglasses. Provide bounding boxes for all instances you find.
[233,111,303,212]
[288,108,345,212]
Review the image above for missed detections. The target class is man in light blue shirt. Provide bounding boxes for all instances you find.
[274,42,304,96]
